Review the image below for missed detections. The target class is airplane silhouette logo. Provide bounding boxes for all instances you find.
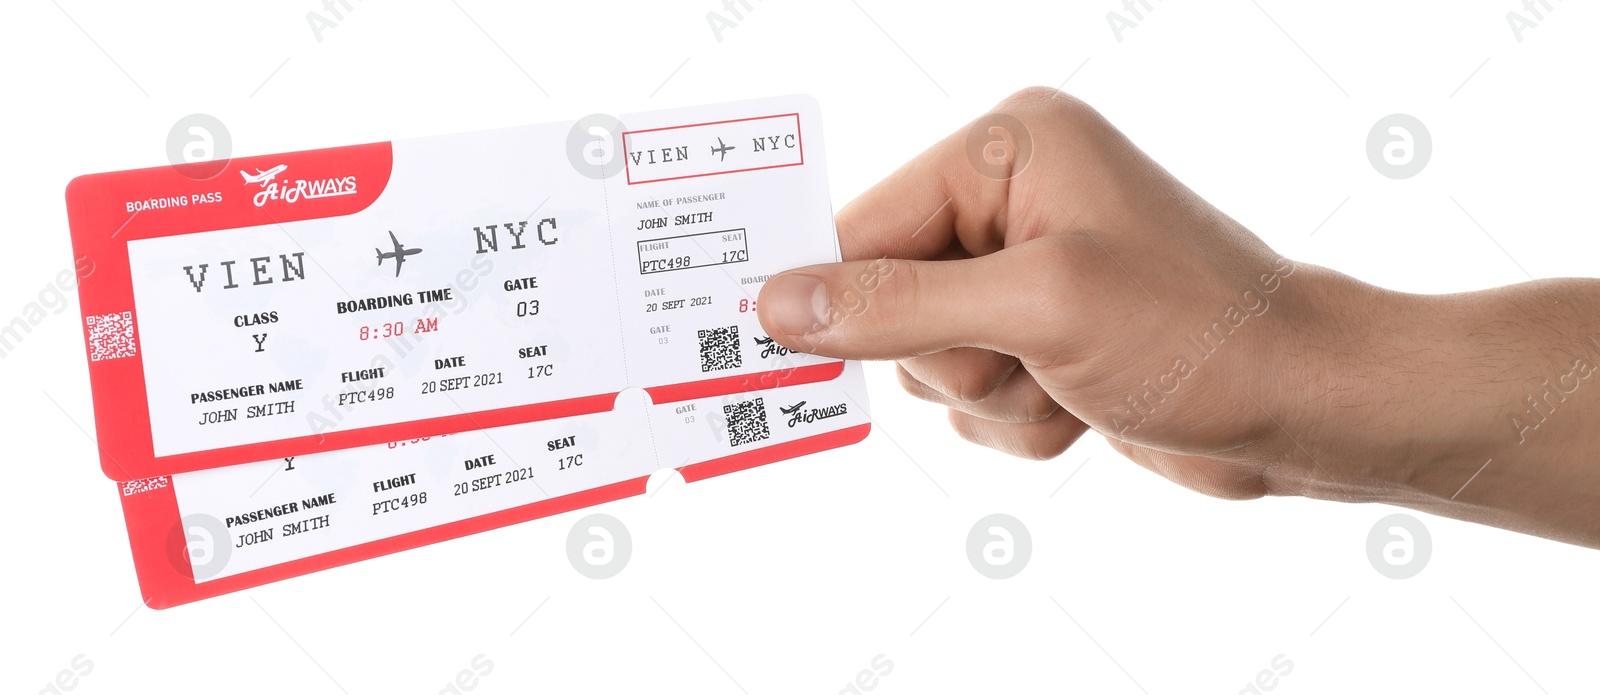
[778,401,806,415]
[240,164,288,187]
[710,137,736,162]
[375,231,422,277]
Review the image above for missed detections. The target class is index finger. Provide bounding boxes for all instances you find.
[833,123,1001,262]
[832,87,1073,262]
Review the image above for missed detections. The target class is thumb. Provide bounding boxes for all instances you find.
[755,250,1044,360]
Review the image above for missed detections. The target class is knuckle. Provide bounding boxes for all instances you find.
[1018,238,1093,313]
[1003,86,1084,114]
[1007,85,1065,104]
[1020,391,1061,423]
[895,364,934,400]
[950,369,1004,404]
[951,380,991,404]
[998,87,1101,136]
[925,351,1015,404]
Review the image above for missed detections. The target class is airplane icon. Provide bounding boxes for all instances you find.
[240,164,288,187]
[779,401,806,416]
[710,137,736,162]
[375,231,422,277]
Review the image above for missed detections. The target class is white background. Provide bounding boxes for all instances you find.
[3,1,1598,693]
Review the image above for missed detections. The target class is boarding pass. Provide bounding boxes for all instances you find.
[118,363,870,608]
[66,96,842,481]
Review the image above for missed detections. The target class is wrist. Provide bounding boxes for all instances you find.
[1269,268,1501,506]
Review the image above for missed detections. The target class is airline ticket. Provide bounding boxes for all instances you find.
[66,96,842,480]
[119,364,870,609]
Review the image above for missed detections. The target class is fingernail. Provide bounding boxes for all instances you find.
[763,273,830,335]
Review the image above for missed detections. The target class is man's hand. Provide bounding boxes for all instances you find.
[756,87,1600,547]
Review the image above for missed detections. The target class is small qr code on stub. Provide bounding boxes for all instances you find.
[698,325,741,372]
[87,311,136,362]
[723,397,770,447]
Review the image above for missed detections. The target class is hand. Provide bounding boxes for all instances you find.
[757,87,1600,547]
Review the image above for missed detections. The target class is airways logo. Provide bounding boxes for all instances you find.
[242,164,358,207]
[780,399,848,428]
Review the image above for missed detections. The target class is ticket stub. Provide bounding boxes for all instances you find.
[117,364,870,609]
[66,96,842,481]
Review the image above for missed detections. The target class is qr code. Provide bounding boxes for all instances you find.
[120,476,169,497]
[698,325,741,372]
[723,397,770,447]
[87,311,136,362]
